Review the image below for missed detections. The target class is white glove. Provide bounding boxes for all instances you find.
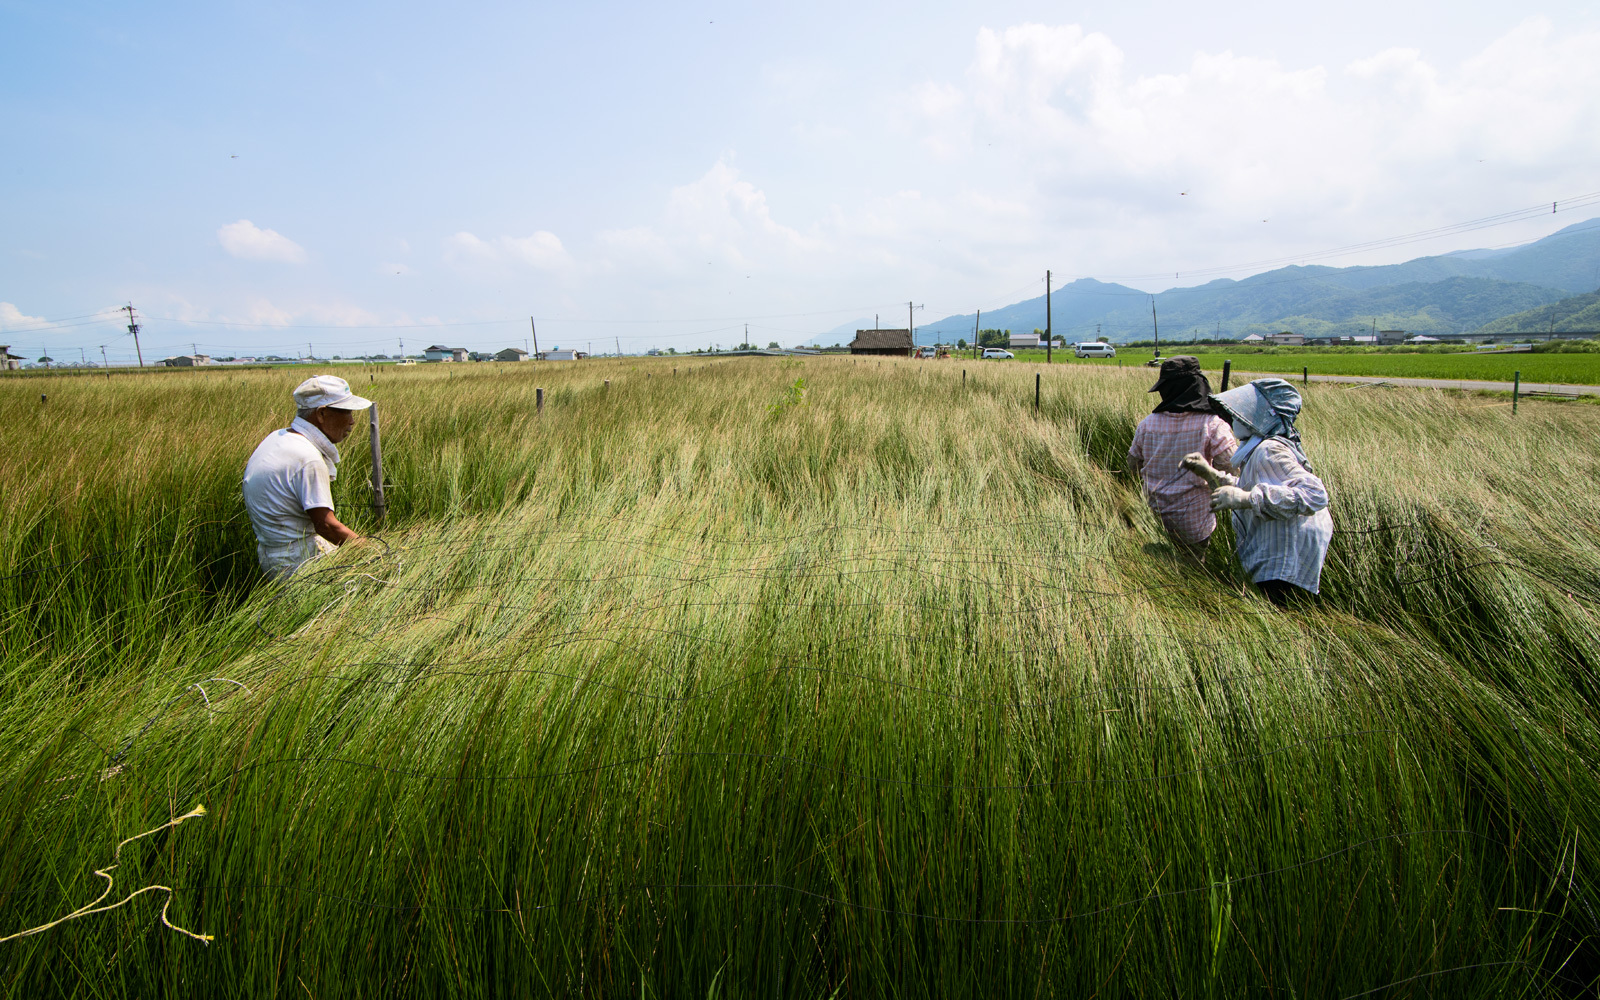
[1181,452,1224,488]
[1209,485,1254,512]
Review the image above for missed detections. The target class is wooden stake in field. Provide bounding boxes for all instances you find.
[368,403,386,522]
[1221,360,1232,391]
[1513,370,1520,414]
[1035,372,1040,414]
[536,387,545,414]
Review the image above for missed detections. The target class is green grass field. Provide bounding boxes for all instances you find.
[1,359,1598,996]
[992,347,1600,384]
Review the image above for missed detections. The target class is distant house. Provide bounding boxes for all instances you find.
[1405,335,1441,344]
[494,348,529,362]
[1376,329,1407,346]
[540,349,586,361]
[848,328,914,356]
[0,345,19,371]
[423,345,469,362]
[1309,335,1378,346]
[1266,332,1304,346]
[1008,331,1041,349]
[1241,333,1266,343]
[161,354,212,367]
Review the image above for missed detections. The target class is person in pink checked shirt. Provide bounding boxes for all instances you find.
[1125,356,1236,562]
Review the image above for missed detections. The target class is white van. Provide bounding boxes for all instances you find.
[1074,342,1116,358]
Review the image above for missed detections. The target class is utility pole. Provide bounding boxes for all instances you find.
[122,304,144,368]
[908,301,914,343]
[309,342,314,361]
[974,309,980,359]
[1045,270,1052,364]
[617,335,622,357]
[528,318,538,361]
[99,345,107,369]
[80,348,86,364]
[1150,298,1160,359]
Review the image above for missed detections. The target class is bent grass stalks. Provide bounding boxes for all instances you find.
[0,358,1598,996]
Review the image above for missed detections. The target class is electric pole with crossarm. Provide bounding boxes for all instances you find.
[121,303,145,368]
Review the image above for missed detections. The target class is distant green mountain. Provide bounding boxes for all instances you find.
[916,218,1600,343]
[1474,288,1600,335]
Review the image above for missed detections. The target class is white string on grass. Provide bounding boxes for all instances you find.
[0,804,212,945]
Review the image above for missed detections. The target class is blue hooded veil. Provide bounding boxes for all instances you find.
[1209,378,1313,472]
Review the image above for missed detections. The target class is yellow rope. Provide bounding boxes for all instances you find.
[0,805,212,945]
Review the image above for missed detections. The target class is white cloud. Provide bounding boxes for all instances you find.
[597,159,821,277]
[444,230,572,271]
[235,300,383,327]
[217,220,308,263]
[903,17,1600,281]
[0,302,48,331]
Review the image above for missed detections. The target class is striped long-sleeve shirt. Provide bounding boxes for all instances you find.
[1220,438,1333,593]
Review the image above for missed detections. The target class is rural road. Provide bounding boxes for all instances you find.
[1219,371,1600,397]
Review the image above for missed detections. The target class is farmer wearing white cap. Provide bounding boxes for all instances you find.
[242,375,373,579]
[1181,378,1333,606]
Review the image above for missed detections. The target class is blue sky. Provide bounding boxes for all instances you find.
[4,0,1599,359]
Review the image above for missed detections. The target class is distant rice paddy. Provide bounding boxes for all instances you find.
[1004,346,1600,384]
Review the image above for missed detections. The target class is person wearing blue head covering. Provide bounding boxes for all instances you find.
[1180,378,1332,605]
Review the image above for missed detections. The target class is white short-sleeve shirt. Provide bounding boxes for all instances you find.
[242,429,335,548]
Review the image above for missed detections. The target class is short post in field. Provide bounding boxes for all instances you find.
[536,387,545,414]
[1303,366,1308,386]
[962,369,966,387]
[604,379,610,391]
[368,403,386,522]
[1513,371,1520,414]
[1221,360,1232,391]
[40,394,46,404]
[1035,372,1040,414]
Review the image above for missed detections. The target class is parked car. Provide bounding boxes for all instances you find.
[982,348,1014,359]
[916,346,937,358]
[1074,342,1116,358]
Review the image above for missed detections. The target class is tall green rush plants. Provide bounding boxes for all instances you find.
[0,359,1596,996]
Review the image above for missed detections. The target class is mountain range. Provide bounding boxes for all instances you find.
[1476,287,1600,335]
[815,218,1600,344]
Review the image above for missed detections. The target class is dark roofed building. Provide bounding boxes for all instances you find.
[848,328,914,356]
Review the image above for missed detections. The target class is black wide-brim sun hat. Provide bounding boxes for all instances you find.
[1148,355,1204,393]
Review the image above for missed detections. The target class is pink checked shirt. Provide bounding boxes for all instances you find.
[1126,412,1237,544]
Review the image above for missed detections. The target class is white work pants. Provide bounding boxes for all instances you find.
[257,535,338,580]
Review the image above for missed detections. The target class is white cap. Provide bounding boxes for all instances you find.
[293,375,373,411]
